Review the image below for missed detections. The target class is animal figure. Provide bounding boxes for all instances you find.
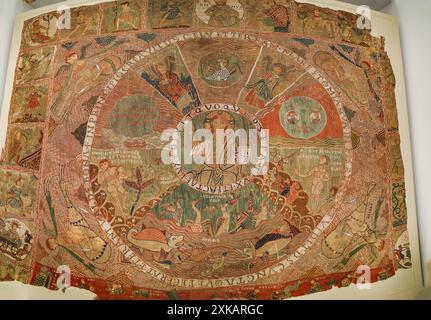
[254,233,292,257]
[127,228,183,253]
[206,62,231,81]
[237,222,300,259]
[187,246,211,262]
[201,252,228,276]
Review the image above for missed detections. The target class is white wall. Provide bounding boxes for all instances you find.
[0,0,32,112]
[383,0,431,288]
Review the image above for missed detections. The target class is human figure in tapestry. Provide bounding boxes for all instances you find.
[265,1,290,32]
[205,0,241,27]
[141,55,200,113]
[245,56,294,108]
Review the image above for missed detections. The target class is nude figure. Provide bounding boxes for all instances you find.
[98,159,128,215]
[296,155,330,211]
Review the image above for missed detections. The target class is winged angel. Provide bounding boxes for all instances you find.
[245,56,296,108]
[50,38,127,128]
[43,165,111,273]
[141,55,199,110]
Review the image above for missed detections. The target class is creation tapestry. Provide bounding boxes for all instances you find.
[0,0,411,300]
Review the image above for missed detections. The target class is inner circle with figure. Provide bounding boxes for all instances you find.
[171,104,265,194]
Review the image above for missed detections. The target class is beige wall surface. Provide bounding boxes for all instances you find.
[0,0,424,299]
[382,0,431,290]
[0,0,31,117]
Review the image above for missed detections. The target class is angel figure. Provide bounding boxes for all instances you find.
[43,165,112,268]
[245,56,295,108]
[141,55,198,109]
[50,38,126,127]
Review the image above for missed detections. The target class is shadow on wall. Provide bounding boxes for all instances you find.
[383,0,431,290]
[416,277,431,299]
[414,260,431,299]
[0,1,32,112]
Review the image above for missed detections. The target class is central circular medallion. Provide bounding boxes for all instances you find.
[171,104,266,194]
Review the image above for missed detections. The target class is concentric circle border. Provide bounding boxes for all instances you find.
[81,31,353,289]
